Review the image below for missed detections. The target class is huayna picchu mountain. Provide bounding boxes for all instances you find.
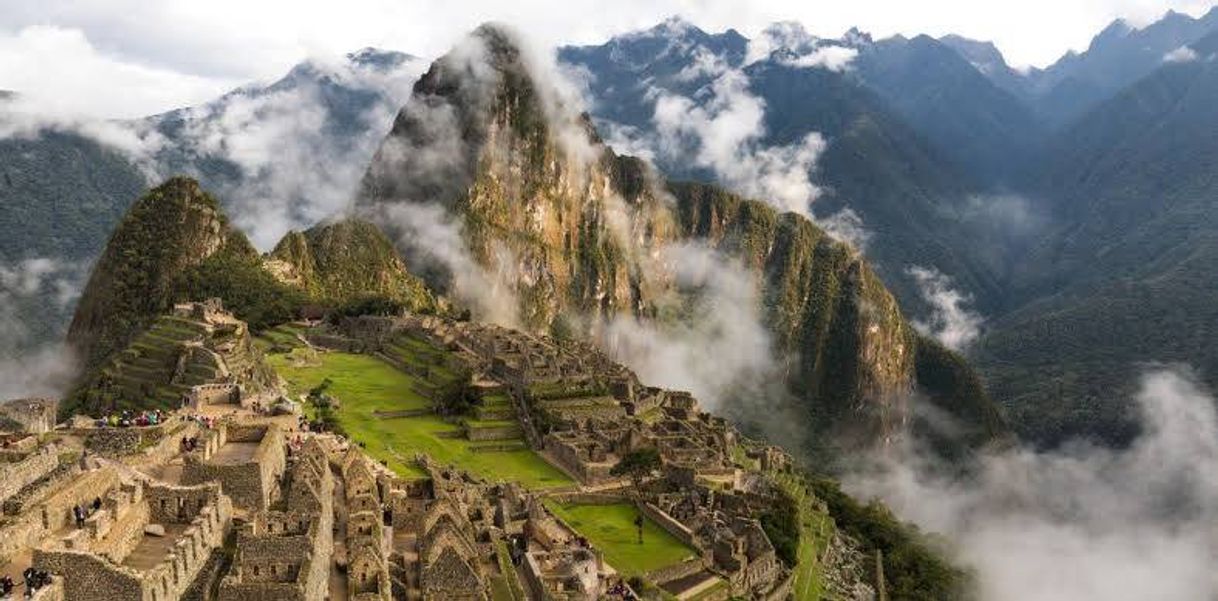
[357,24,1009,456]
[66,177,260,373]
[65,178,440,414]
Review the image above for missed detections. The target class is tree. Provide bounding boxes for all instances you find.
[611,447,662,489]
[611,448,662,545]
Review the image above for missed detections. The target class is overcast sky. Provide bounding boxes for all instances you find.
[1,0,1215,119]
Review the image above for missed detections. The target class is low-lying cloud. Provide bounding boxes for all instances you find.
[651,64,828,217]
[1162,45,1199,63]
[0,257,85,399]
[846,367,1218,601]
[907,265,983,350]
[600,243,775,411]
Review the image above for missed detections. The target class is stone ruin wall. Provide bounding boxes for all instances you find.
[85,423,189,458]
[0,466,122,566]
[638,501,702,551]
[645,557,710,590]
[186,383,239,409]
[0,398,57,434]
[129,422,201,467]
[35,482,233,601]
[0,443,60,505]
[219,510,331,601]
[33,549,145,600]
[182,424,286,511]
[88,486,152,562]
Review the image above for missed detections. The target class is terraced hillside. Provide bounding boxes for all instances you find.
[64,306,276,416]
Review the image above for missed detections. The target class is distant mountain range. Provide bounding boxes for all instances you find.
[557,9,1218,447]
[6,9,1218,448]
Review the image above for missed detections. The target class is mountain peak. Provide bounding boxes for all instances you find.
[67,177,256,371]
[346,47,415,70]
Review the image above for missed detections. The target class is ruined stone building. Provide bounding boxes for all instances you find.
[33,479,233,601]
[218,438,334,601]
[0,398,58,434]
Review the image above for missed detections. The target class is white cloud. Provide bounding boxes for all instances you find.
[651,66,828,216]
[600,243,777,412]
[787,45,858,71]
[0,25,237,119]
[2,0,1214,118]
[165,53,426,249]
[907,265,983,350]
[1162,45,1199,62]
[0,257,87,399]
[846,368,1218,601]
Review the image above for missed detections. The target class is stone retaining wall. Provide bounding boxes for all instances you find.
[638,501,700,551]
[183,425,285,511]
[465,425,522,442]
[646,557,709,588]
[0,443,60,505]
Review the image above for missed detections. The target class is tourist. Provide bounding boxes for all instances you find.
[1,575,14,599]
[72,504,84,528]
[92,497,102,512]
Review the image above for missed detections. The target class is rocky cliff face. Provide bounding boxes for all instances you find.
[357,25,1006,454]
[265,218,437,311]
[358,25,677,331]
[67,177,257,372]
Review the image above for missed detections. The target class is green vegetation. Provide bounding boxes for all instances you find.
[544,502,695,576]
[492,539,526,601]
[914,336,1012,458]
[668,181,1007,458]
[268,218,436,313]
[810,477,974,601]
[175,248,305,332]
[770,474,836,601]
[67,176,257,371]
[610,447,662,489]
[268,349,571,488]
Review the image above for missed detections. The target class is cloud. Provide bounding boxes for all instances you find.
[845,367,1218,601]
[0,257,86,399]
[650,64,828,216]
[1162,45,1198,63]
[0,25,236,120]
[746,23,857,72]
[786,45,858,71]
[379,202,522,328]
[163,52,426,249]
[600,244,775,404]
[906,265,983,350]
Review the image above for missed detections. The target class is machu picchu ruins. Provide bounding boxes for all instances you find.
[1,304,881,601]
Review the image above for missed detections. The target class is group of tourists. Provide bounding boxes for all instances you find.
[94,409,167,428]
[605,580,638,600]
[0,568,54,600]
[181,413,218,429]
[71,497,103,529]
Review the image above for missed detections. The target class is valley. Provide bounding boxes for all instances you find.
[4,5,1218,600]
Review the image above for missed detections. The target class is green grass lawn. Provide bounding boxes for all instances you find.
[269,350,572,488]
[545,502,696,576]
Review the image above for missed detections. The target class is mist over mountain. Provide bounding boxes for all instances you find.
[559,19,1014,320]
[5,7,1218,599]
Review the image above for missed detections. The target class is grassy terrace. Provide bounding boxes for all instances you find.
[544,502,696,577]
[266,342,571,489]
[773,474,834,600]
